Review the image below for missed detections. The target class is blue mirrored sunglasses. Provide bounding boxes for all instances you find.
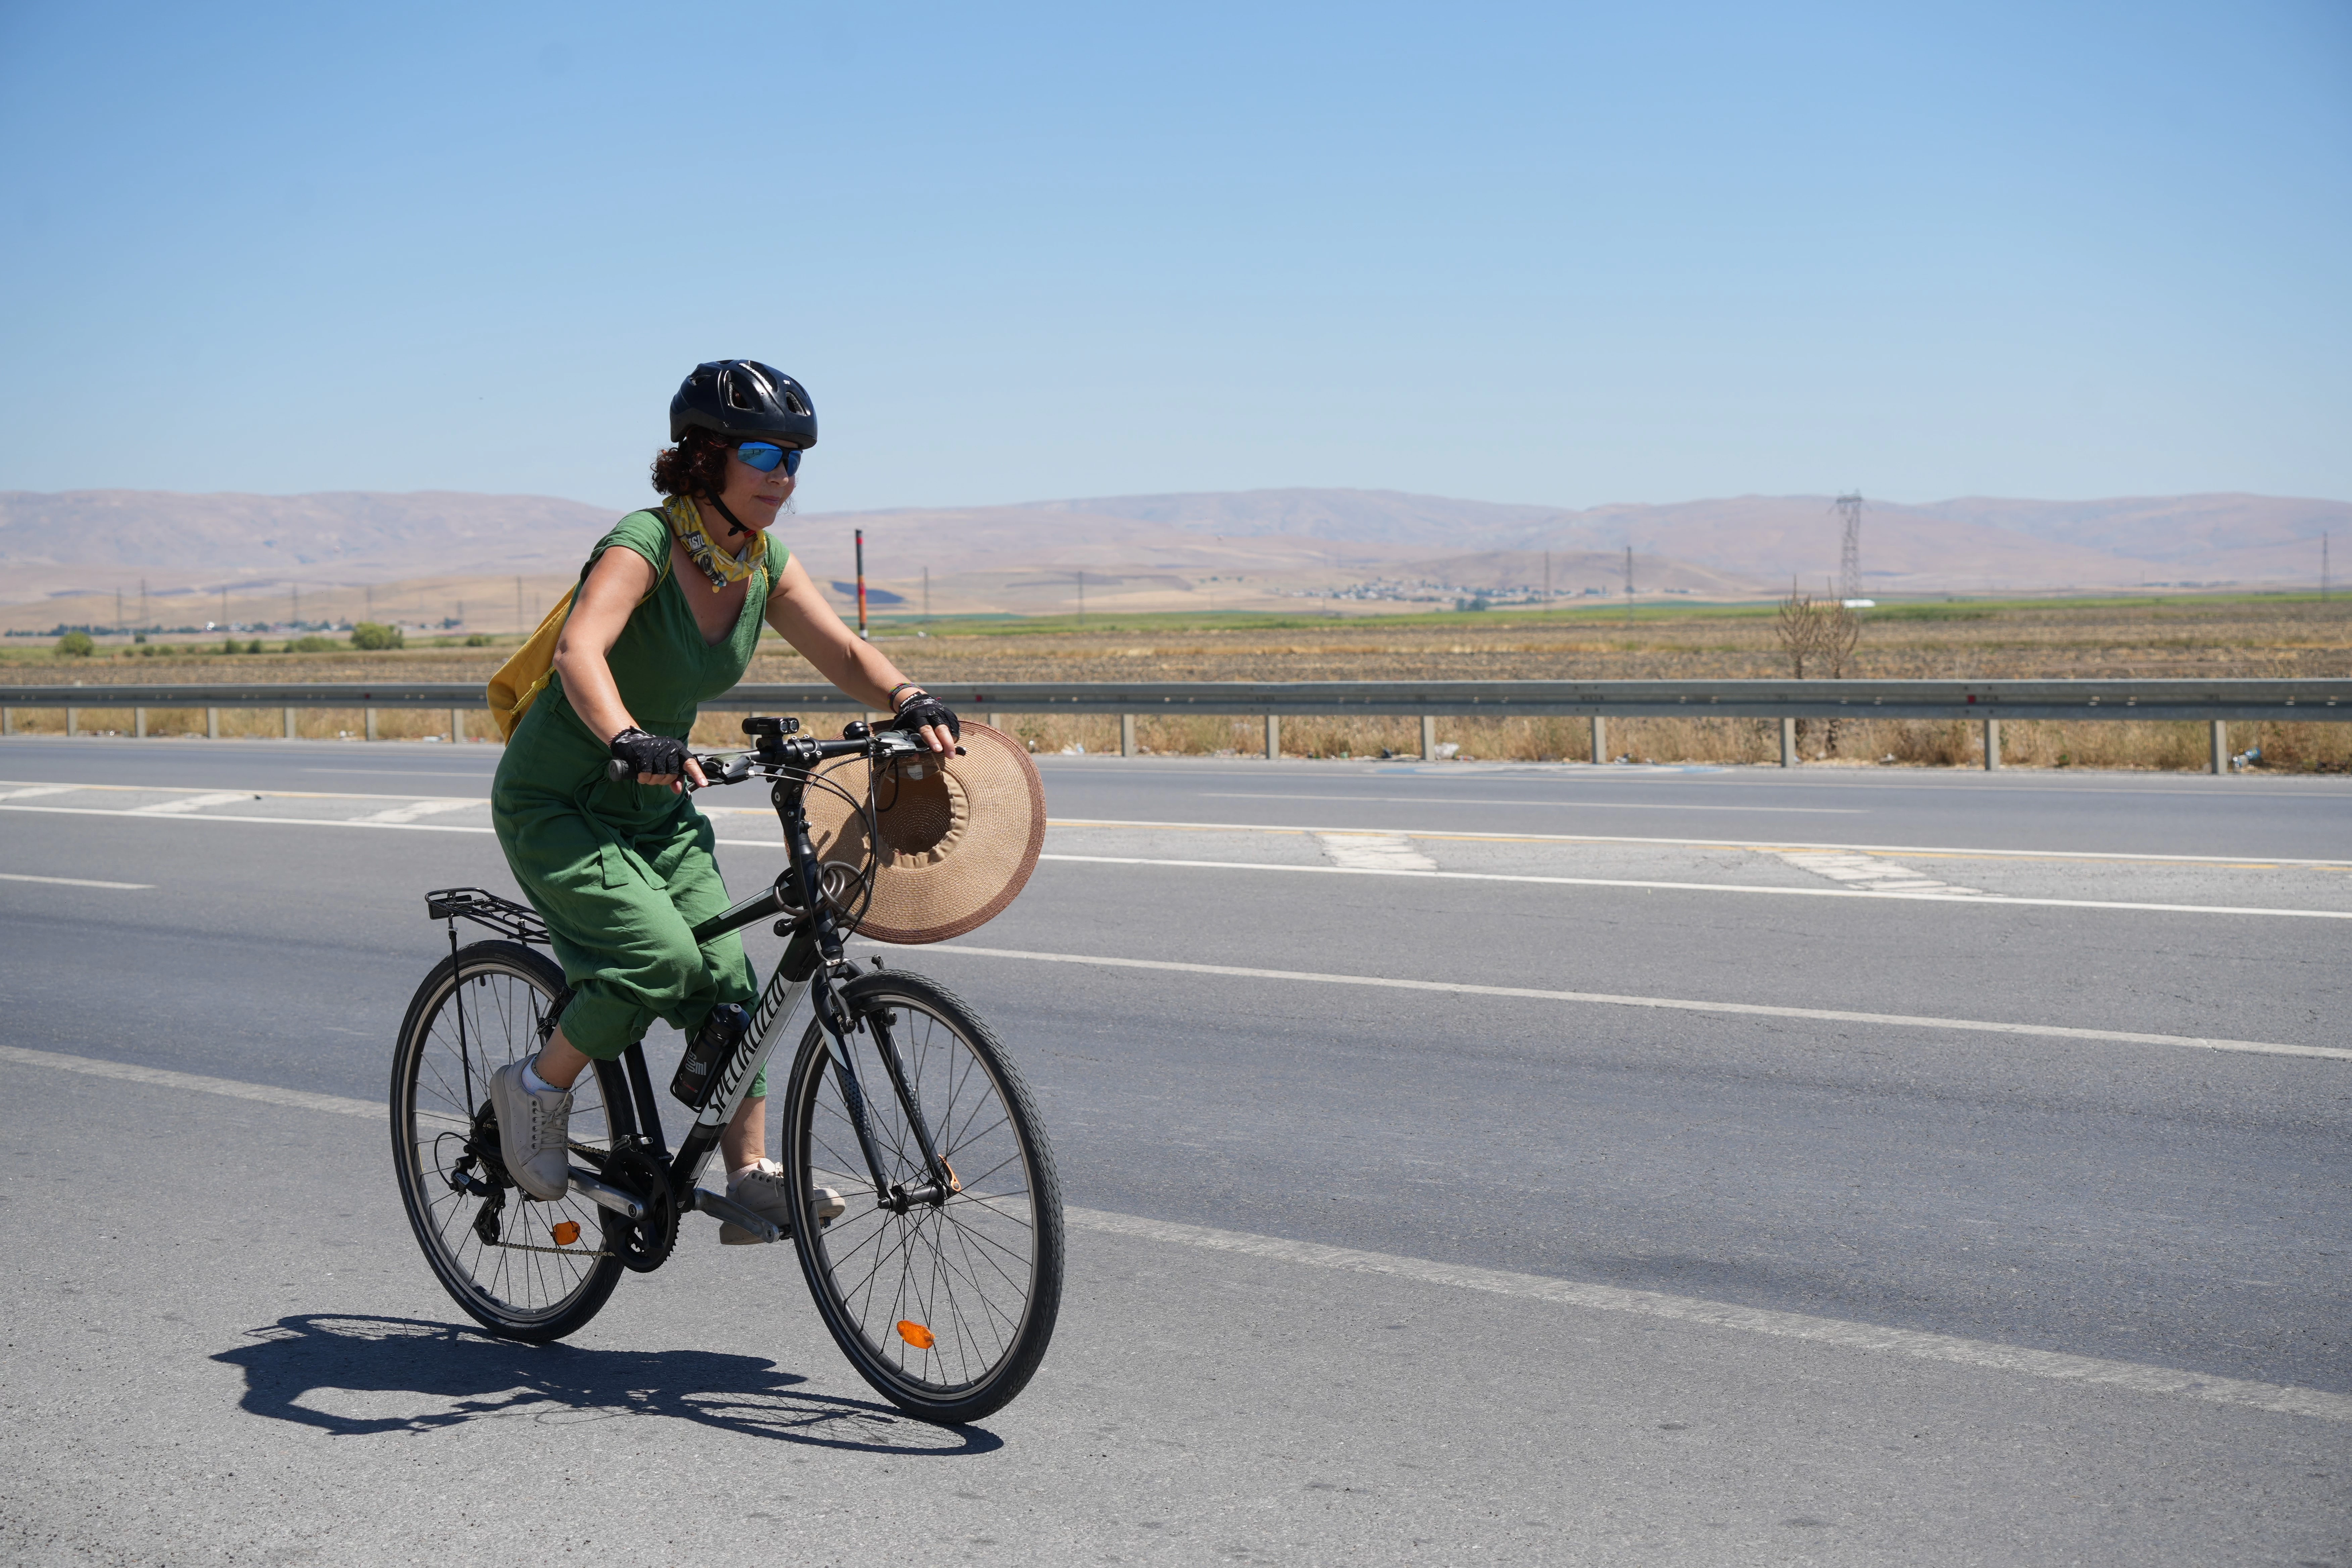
[736,441,802,476]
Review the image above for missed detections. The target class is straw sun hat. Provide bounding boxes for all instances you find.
[802,720,1047,944]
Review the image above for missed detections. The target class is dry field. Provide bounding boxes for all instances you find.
[6,596,2348,772]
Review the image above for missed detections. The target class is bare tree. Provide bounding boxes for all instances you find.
[1821,595,1861,678]
[1775,583,1866,755]
[1775,583,1826,677]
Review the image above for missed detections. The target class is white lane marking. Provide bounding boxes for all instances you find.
[347,798,486,825]
[1779,850,1980,897]
[892,942,2352,1062]
[1045,816,2352,869]
[299,769,498,779]
[2,797,2341,919]
[0,785,78,801]
[1212,792,1864,814]
[3,1040,2336,1424]
[129,790,252,815]
[1317,832,1437,871]
[0,872,152,889]
[0,779,481,803]
[0,1045,377,1117]
[1064,1208,2352,1424]
[1030,851,2352,921]
[0,803,495,835]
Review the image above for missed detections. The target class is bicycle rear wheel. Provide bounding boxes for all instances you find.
[782,969,1064,1424]
[391,940,627,1341]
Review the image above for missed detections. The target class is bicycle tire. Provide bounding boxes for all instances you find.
[781,968,1064,1424]
[390,939,629,1341]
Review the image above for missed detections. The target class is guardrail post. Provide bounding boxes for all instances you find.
[1421,715,1437,759]
[1779,717,1797,767]
[364,707,379,742]
[135,708,148,739]
[283,707,297,740]
[451,707,464,744]
[1120,714,1137,757]
[1264,714,1280,761]
[2211,719,2227,775]
[1589,715,1605,764]
[1,707,12,736]
[67,707,79,737]
[206,707,220,740]
[1984,718,2001,771]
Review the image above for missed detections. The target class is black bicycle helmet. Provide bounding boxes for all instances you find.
[669,359,818,449]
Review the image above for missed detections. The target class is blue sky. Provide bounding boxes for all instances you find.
[1,1,2345,513]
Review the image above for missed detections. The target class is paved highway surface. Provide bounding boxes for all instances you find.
[2,734,2346,1565]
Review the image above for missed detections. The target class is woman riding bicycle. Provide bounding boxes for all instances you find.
[488,358,960,1240]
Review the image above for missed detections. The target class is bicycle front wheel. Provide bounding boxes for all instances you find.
[782,968,1064,1424]
[391,939,627,1341]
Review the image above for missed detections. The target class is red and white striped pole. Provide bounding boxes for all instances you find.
[854,528,869,639]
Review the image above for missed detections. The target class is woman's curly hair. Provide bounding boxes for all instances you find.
[650,428,732,499]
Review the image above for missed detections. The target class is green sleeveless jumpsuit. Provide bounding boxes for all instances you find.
[491,509,780,1087]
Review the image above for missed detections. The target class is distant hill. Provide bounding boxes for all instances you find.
[4,485,2341,632]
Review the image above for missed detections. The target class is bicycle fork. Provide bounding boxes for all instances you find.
[814,973,959,1212]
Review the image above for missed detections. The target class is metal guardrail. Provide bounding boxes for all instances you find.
[3,678,2346,773]
[2,678,2345,720]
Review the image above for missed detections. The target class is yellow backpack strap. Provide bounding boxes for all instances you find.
[485,514,673,741]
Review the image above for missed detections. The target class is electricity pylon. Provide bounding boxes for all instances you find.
[1834,493,1864,601]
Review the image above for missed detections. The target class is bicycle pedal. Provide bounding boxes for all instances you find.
[691,1187,786,1244]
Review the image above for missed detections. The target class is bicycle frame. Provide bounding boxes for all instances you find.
[649,729,959,1217]
[430,724,960,1236]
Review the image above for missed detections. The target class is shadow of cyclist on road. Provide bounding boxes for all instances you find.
[212,1314,1002,1455]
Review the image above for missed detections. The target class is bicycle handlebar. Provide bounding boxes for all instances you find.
[603,727,939,785]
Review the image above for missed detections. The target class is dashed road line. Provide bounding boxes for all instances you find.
[1316,832,1437,872]
[348,798,487,825]
[0,872,152,889]
[1778,849,1980,896]
[1030,850,2352,919]
[1046,816,2352,869]
[893,941,2352,1061]
[1064,1208,2352,1424]
[130,791,254,815]
[1,1040,2337,1424]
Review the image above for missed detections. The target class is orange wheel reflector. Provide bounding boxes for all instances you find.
[895,1320,936,1350]
[551,1221,582,1246]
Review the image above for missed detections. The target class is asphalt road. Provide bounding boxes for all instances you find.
[2,734,2347,1565]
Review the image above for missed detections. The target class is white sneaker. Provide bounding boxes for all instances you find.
[723,1159,845,1244]
[489,1058,572,1202]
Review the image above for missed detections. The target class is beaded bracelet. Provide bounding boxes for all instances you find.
[886,682,924,711]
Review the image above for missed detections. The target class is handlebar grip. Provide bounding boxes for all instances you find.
[605,758,633,782]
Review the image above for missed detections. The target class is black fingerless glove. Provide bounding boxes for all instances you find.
[889,693,961,742]
[609,726,690,777]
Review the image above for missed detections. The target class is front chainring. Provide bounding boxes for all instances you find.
[601,1144,678,1273]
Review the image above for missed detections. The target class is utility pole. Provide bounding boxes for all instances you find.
[220,587,229,629]
[116,588,124,635]
[1623,546,1634,628]
[1834,493,1864,601]
[1077,570,1085,623]
[365,585,374,625]
[292,585,299,629]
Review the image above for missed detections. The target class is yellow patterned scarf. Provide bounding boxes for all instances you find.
[662,494,769,593]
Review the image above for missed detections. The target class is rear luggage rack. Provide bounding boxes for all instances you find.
[426,887,550,945]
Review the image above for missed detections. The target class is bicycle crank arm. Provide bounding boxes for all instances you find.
[567,1167,647,1222]
[688,1187,782,1244]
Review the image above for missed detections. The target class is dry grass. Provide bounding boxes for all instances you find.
[6,596,2347,771]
